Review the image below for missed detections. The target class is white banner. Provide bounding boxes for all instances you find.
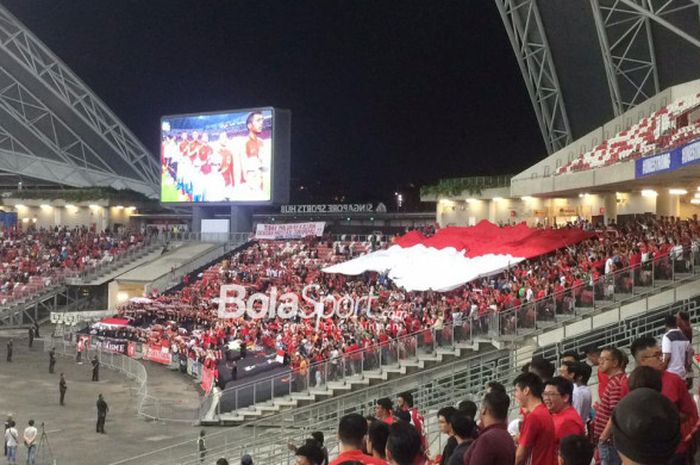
[254,222,325,240]
[50,310,113,326]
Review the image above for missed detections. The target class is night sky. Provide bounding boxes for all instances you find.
[3,0,545,207]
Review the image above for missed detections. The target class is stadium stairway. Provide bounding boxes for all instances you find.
[203,259,700,426]
[65,239,171,286]
[109,270,700,465]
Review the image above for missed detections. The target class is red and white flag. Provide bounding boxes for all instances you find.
[323,221,592,292]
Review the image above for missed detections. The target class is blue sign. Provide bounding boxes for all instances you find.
[635,138,700,178]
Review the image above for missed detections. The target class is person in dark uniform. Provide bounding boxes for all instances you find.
[91,355,100,382]
[28,327,34,348]
[231,361,237,381]
[6,339,12,362]
[33,323,40,339]
[59,374,67,406]
[96,394,108,433]
[240,342,247,359]
[49,348,56,374]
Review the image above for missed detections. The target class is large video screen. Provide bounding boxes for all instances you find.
[160,108,288,204]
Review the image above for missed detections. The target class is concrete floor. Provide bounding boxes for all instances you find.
[0,331,219,465]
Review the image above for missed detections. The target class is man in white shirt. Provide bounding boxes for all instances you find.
[23,420,37,465]
[661,314,691,382]
[4,420,18,465]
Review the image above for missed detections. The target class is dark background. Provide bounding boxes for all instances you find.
[3,0,548,208]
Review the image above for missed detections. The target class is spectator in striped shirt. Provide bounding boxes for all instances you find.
[593,348,629,465]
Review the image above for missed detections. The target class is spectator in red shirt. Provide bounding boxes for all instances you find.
[463,390,515,465]
[329,414,386,465]
[542,377,585,447]
[593,348,628,465]
[513,372,557,465]
[630,336,698,464]
[375,398,395,425]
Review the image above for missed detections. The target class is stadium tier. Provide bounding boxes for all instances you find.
[86,218,696,416]
[557,93,700,175]
[0,226,144,305]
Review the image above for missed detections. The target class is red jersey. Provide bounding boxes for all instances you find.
[662,371,698,454]
[551,405,585,446]
[519,403,557,465]
[593,372,628,441]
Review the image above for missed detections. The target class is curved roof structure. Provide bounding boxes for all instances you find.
[0,4,159,198]
[496,0,700,156]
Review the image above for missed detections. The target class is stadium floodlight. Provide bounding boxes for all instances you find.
[669,188,688,195]
[641,189,658,197]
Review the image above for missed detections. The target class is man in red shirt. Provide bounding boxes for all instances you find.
[542,377,585,447]
[593,348,628,465]
[630,336,697,464]
[328,413,386,465]
[513,372,557,465]
[375,398,395,425]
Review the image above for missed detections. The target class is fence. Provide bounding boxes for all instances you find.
[109,260,700,465]
[43,337,199,424]
[201,247,700,419]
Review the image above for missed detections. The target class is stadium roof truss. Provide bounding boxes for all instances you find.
[0,5,160,198]
[591,0,700,116]
[495,0,574,155]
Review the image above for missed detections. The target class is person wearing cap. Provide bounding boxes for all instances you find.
[612,388,680,465]
[513,372,557,465]
[240,454,253,465]
[375,398,395,425]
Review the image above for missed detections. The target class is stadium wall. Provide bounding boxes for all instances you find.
[1,199,139,230]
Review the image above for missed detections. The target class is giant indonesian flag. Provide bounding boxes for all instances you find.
[322,221,593,292]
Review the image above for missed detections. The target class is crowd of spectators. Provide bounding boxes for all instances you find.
[105,217,700,388]
[212,310,694,465]
[0,225,144,304]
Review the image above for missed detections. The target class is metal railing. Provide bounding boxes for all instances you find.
[43,337,199,424]
[160,232,252,244]
[201,247,700,419]
[106,247,700,465]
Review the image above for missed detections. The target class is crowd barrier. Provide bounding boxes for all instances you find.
[201,247,700,418]
[43,337,199,423]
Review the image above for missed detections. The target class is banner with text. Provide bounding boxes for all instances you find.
[254,222,326,240]
[635,139,700,178]
[142,344,173,365]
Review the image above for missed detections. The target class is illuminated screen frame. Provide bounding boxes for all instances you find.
[159,106,290,206]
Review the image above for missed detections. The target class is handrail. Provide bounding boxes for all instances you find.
[109,250,700,465]
[201,245,693,417]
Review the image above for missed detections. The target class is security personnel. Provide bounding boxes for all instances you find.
[6,339,12,362]
[49,348,56,374]
[96,394,108,433]
[91,355,100,382]
[59,374,67,406]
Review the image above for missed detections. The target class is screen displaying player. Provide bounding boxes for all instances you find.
[160,109,273,203]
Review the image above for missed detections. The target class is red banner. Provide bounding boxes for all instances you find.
[142,345,172,365]
[200,366,216,394]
